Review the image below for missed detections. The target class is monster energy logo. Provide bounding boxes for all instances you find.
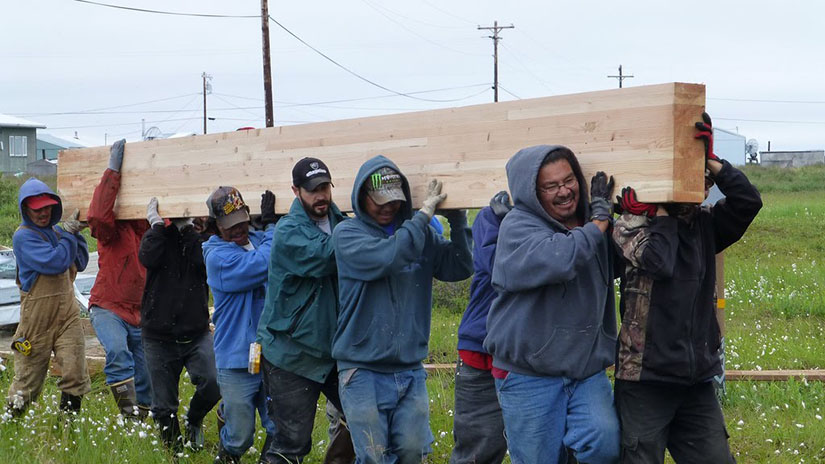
[371,172,383,189]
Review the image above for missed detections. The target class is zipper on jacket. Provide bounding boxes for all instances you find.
[287,288,319,336]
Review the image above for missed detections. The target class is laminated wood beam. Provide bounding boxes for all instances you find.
[58,82,706,220]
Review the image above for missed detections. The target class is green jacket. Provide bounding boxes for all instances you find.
[257,197,347,383]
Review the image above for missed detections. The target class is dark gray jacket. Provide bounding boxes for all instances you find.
[484,145,617,379]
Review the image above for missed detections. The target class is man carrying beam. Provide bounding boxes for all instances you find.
[332,155,473,464]
[484,145,620,464]
[611,113,762,464]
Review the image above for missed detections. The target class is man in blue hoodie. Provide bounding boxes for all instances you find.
[7,178,90,415]
[332,155,473,464]
[450,191,512,464]
[202,186,277,463]
[484,145,620,464]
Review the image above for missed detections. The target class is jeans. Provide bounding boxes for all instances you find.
[339,367,433,464]
[90,305,151,406]
[218,368,276,457]
[495,370,620,464]
[261,356,343,463]
[142,332,221,425]
[449,359,507,464]
[614,380,735,464]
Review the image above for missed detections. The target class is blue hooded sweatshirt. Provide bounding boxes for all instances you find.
[203,225,274,369]
[13,178,88,292]
[483,145,617,380]
[456,206,502,354]
[332,155,473,373]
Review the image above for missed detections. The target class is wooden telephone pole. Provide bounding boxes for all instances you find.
[478,21,514,102]
[261,0,274,127]
[607,64,634,88]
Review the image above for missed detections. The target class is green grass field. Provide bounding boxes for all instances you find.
[1,165,824,462]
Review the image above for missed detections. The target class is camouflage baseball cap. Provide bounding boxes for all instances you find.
[366,167,406,205]
[206,186,250,229]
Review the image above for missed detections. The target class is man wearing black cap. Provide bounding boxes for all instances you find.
[257,157,354,464]
[202,186,278,462]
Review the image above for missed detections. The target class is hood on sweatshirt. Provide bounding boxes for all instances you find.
[506,144,590,230]
[350,155,413,229]
[18,177,63,229]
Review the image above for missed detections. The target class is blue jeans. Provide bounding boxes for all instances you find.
[495,371,620,464]
[90,305,151,406]
[218,368,276,456]
[339,367,433,464]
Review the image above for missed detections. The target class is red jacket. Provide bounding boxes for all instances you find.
[88,169,150,327]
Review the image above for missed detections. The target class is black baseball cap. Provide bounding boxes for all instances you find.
[292,157,333,190]
[206,186,250,229]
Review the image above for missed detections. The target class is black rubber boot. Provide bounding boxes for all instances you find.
[214,442,241,463]
[59,392,82,415]
[156,415,183,451]
[258,433,275,463]
[109,378,140,419]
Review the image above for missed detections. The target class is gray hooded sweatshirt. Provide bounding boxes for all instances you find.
[483,145,617,379]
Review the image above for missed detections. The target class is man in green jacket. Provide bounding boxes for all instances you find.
[257,157,354,464]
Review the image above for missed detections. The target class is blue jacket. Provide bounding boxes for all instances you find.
[484,145,617,379]
[332,155,473,373]
[13,178,88,292]
[257,198,347,383]
[456,206,502,353]
[203,225,274,369]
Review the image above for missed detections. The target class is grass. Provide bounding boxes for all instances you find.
[1,164,825,462]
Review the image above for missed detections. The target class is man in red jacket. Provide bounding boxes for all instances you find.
[87,139,152,418]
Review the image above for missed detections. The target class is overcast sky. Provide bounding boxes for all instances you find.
[3,0,824,152]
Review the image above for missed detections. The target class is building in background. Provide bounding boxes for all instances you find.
[36,133,87,161]
[759,150,824,168]
[0,114,46,174]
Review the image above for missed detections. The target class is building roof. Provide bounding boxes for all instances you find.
[37,133,87,149]
[0,113,46,129]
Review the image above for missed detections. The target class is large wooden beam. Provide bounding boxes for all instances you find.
[58,82,705,220]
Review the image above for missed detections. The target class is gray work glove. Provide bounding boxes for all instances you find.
[146,197,164,227]
[260,190,277,226]
[589,171,615,222]
[172,218,194,231]
[419,179,447,220]
[62,209,86,235]
[108,139,126,172]
[489,190,513,218]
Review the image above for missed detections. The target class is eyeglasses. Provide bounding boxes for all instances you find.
[538,176,577,196]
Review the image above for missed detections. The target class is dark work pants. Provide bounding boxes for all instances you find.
[143,332,221,426]
[449,358,507,464]
[615,379,735,464]
[261,355,346,464]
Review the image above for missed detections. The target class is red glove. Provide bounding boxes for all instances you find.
[617,187,658,218]
[695,112,721,163]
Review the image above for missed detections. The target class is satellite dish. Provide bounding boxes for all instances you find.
[746,139,760,164]
[144,126,163,141]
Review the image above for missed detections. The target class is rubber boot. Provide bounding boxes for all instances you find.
[59,392,82,415]
[185,419,205,451]
[137,404,151,421]
[156,415,183,451]
[258,433,275,464]
[214,442,241,463]
[324,418,355,464]
[109,378,140,419]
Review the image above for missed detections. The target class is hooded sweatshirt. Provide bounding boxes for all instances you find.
[203,225,274,369]
[13,178,88,292]
[483,145,617,380]
[332,155,473,373]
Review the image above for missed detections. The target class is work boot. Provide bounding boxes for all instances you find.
[59,392,82,415]
[137,404,151,421]
[185,419,205,451]
[109,378,140,419]
[324,418,355,464]
[156,415,183,451]
[214,442,241,463]
[258,433,274,463]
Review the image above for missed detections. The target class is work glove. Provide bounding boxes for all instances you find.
[616,187,658,218]
[146,197,164,227]
[62,209,86,235]
[589,171,615,222]
[695,112,720,165]
[108,139,126,172]
[172,218,194,231]
[419,179,447,220]
[489,190,513,218]
[260,190,277,225]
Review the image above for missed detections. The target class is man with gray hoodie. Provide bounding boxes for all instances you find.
[332,155,473,464]
[484,145,620,464]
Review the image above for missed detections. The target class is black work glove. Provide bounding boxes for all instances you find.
[260,190,277,226]
[489,190,513,219]
[589,171,615,222]
[695,112,721,165]
[108,139,126,172]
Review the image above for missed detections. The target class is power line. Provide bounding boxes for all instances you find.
[72,0,258,18]
[709,97,825,104]
[419,0,476,25]
[358,0,464,30]
[18,93,201,116]
[499,42,554,93]
[479,21,515,102]
[714,117,825,125]
[498,86,522,100]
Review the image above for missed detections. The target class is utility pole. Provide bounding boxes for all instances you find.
[202,72,212,134]
[478,21,514,102]
[261,0,274,127]
[607,64,633,88]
